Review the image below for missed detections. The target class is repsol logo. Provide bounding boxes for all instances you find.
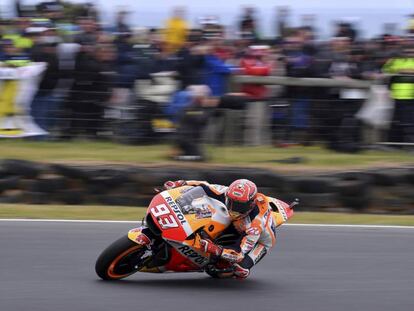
[177,245,208,265]
[165,196,187,225]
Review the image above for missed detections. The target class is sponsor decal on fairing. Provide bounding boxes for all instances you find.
[161,192,194,236]
[167,240,209,267]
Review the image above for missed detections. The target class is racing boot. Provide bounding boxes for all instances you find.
[233,263,250,279]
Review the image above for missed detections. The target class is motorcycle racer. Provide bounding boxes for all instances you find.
[163,179,278,279]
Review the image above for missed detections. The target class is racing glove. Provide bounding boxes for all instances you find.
[199,238,223,257]
[164,180,186,190]
[200,240,244,267]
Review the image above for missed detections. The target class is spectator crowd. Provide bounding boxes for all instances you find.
[1,1,414,159]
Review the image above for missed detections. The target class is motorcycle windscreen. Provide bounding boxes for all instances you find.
[173,186,230,237]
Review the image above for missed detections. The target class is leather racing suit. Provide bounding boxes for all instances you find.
[170,180,278,278]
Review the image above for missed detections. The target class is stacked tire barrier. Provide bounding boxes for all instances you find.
[0,159,414,214]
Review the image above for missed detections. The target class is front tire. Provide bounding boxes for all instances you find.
[95,235,146,280]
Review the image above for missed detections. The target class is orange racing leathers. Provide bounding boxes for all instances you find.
[173,180,278,275]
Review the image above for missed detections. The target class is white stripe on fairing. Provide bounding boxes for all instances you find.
[0,219,414,230]
[160,192,194,236]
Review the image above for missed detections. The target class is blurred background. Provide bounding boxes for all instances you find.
[0,0,414,217]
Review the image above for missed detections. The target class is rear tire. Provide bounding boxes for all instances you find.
[95,235,145,280]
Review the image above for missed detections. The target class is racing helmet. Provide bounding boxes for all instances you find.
[225,179,257,219]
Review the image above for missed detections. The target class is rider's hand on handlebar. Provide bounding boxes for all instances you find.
[163,180,186,190]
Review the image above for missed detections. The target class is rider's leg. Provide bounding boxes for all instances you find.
[234,216,277,278]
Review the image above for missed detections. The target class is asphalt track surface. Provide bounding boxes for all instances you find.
[1,221,414,311]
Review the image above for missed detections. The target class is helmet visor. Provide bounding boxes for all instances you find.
[226,198,253,215]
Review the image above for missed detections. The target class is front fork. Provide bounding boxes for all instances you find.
[127,227,168,273]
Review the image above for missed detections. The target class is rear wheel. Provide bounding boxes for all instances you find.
[95,235,148,280]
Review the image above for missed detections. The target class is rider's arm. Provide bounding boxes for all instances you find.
[165,180,227,202]
[221,205,267,262]
[239,221,263,254]
[220,219,263,263]
[188,181,227,201]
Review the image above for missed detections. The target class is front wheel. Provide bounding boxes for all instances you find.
[95,235,147,280]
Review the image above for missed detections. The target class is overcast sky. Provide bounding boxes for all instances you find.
[6,0,414,38]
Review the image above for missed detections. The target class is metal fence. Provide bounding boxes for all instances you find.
[1,72,412,152]
[229,75,412,149]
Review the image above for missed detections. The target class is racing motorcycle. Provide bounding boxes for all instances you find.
[95,185,295,280]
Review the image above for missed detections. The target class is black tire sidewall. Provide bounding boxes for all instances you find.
[95,235,142,280]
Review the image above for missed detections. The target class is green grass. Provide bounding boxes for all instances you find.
[290,212,414,226]
[1,204,414,226]
[0,140,412,170]
[0,140,169,163]
[0,204,147,220]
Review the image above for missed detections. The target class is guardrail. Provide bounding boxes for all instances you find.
[232,75,373,89]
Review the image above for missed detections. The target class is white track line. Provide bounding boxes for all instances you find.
[0,219,138,224]
[0,218,413,230]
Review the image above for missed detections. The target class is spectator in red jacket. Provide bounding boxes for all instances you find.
[240,45,273,145]
[240,45,272,100]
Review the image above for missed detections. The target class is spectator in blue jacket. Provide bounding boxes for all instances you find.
[165,89,192,123]
[202,45,236,97]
